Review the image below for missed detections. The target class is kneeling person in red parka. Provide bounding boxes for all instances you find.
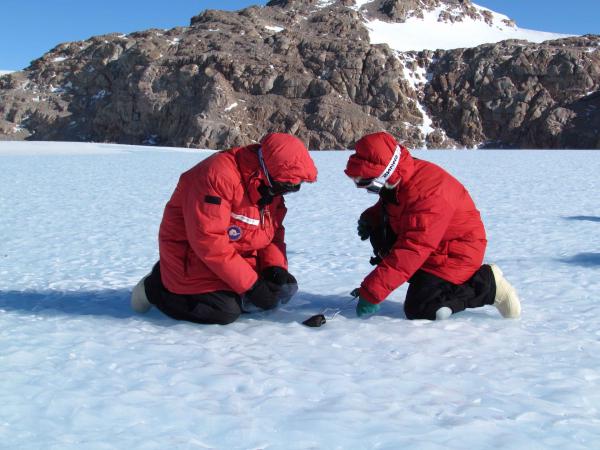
[131,133,318,325]
[345,132,521,320]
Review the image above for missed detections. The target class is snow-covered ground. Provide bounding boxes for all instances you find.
[0,70,15,76]
[364,3,570,51]
[1,141,599,449]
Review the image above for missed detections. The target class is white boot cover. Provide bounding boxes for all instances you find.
[131,275,152,313]
[490,264,521,318]
[435,306,452,320]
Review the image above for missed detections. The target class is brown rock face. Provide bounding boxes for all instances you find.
[0,1,429,149]
[424,36,600,148]
[0,0,599,149]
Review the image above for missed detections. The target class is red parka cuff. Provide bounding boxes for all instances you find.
[358,286,382,304]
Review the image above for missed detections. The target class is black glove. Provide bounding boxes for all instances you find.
[262,266,297,285]
[262,266,298,304]
[245,278,280,310]
[357,218,371,241]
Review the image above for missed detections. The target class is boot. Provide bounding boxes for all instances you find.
[131,273,152,313]
[490,264,521,318]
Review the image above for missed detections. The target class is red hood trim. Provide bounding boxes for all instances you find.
[260,133,318,184]
[228,134,318,205]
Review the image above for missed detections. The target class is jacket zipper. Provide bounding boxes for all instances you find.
[261,205,272,229]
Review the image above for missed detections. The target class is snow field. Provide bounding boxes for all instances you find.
[1,142,599,449]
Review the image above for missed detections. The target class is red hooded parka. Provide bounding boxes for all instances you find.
[345,132,487,304]
[159,133,318,296]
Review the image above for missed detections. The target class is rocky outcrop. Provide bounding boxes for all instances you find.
[0,1,429,149]
[1,0,599,149]
[424,35,600,148]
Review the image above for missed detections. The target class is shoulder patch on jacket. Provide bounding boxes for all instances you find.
[204,195,222,205]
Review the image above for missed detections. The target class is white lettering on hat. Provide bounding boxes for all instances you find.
[374,145,401,186]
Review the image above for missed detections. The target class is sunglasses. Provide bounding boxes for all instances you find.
[353,177,384,194]
[269,181,302,196]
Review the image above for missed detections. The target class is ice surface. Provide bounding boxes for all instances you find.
[1,142,599,449]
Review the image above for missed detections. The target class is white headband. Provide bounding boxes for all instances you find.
[370,145,401,189]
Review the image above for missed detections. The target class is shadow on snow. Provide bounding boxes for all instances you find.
[564,215,600,223]
[559,252,600,267]
[0,289,409,325]
[560,216,600,267]
[265,291,408,324]
[0,289,143,320]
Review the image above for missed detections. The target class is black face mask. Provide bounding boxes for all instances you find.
[257,183,274,206]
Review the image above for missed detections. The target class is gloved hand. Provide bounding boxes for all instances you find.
[262,266,298,304]
[351,288,381,317]
[262,266,297,285]
[245,278,280,310]
[357,218,371,241]
[356,298,381,317]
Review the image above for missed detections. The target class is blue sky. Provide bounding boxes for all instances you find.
[1,0,598,70]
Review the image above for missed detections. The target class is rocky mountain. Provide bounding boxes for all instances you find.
[424,36,600,148]
[1,0,599,149]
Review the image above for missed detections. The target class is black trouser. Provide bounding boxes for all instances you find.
[368,224,495,320]
[404,266,496,320]
[144,263,242,325]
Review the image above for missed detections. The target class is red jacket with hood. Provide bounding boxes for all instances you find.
[345,132,487,304]
[159,133,318,295]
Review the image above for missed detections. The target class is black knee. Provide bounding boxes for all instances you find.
[404,301,438,320]
[404,271,449,320]
[211,310,241,325]
[187,291,243,325]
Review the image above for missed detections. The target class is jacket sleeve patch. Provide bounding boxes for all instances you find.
[204,195,222,205]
